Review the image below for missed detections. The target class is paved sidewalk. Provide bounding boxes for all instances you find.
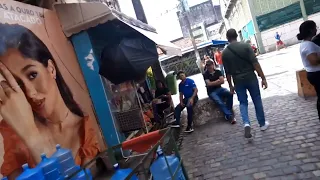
[179,46,320,180]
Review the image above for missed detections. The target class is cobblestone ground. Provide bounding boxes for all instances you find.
[178,46,320,180]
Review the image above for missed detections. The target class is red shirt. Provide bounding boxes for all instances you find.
[214,52,223,65]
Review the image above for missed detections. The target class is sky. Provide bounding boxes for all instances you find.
[117,0,220,41]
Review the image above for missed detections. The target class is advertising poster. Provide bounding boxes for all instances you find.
[0,0,105,178]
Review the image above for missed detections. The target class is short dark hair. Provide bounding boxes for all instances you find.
[177,70,185,77]
[156,80,166,88]
[205,60,214,66]
[226,29,238,41]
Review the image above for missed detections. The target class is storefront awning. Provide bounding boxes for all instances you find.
[53,1,181,56]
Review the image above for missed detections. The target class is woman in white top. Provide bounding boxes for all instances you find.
[297,20,320,120]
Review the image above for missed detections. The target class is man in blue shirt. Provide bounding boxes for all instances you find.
[171,71,198,133]
[275,32,286,50]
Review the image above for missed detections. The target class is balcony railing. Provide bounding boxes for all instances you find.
[224,0,237,19]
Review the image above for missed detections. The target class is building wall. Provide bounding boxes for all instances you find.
[226,0,252,33]
[178,1,222,38]
[261,12,320,52]
[253,0,299,16]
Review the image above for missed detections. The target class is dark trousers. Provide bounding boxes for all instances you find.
[307,71,320,120]
[175,96,198,127]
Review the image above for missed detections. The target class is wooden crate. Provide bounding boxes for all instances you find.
[296,69,316,99]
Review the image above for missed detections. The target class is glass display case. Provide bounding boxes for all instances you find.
[102,77,144,132]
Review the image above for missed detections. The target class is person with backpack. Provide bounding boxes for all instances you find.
[222,29,269,139]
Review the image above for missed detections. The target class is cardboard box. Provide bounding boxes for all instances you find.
[296,69,317,99]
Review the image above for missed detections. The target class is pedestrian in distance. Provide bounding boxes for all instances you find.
[214,48,225,77]
[297,20,320,120]
[222,29,269,139]
[275,32,286,51]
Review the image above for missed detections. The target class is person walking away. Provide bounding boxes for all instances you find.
[275,32,286,51]
[203,60,236,124]
[171,71,198,133]
[222,29,269,139]
[214,49,225,77]
[297,20,320,120]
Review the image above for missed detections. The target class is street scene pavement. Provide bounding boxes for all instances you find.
[176,45,320,180]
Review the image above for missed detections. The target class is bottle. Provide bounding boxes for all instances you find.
[16,164,45,180]
[36,153,61,180]
[51,144,76,176]
[150,147,186,180]
[111,163,138,180]
[66,166,92,180]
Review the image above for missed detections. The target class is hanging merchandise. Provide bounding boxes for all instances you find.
[16,164,45,180]
[150,147,186,180]
[99,36,159,85]
[36,153,61,180]
[111,163,138,180]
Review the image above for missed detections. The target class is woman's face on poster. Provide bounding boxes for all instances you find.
[0,48,59,118]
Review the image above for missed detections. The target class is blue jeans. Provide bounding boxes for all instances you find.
[175,97,198,127]
[209,88,233,119]
[235,78,266,127]
[219,64,225,77]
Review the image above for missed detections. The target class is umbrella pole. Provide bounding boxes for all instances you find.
[134,81,149,134]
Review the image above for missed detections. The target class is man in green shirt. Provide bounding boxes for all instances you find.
[222,29,269,139]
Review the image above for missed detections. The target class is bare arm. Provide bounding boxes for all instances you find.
[205,76,224,87]
[306,53,320,66]
[179,92,184,105]
[166,92,172,102]
[253,62,266,80]
[191,87,198,100]
[25,136,55,164]
[8,169,22,180]
[227,74,233,87]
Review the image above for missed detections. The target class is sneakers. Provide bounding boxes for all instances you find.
[231,118,237,124]
[185,126,194,133]
[260,121,270,131]
[170,123,180,128]
[225,115,237,124]
[244,125,253,138]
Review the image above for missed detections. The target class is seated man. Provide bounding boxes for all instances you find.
[171,71,198,133]
[203,60,236,124]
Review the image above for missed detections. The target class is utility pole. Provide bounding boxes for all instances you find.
[299,0,308,21]
[179,0,202,72]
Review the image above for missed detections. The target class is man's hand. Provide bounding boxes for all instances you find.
[180,101,185,107]
[261,79,268,89]
[229,85,236,94]
[188,98,194,106]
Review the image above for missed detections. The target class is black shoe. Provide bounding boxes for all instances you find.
[185,127,194,133]
[244,126,252,138]
[225,115,237,124]
[170,122,180,128]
